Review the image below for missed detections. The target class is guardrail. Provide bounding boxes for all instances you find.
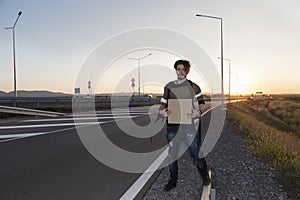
[0,105,66,117]
[0,96,161,110]
[0,96,225,116]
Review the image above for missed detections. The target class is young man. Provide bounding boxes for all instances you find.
[159,60,210,191]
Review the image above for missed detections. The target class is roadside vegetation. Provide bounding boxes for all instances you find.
[227,95,300,199]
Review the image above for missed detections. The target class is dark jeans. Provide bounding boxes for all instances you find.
[166,124,208,182]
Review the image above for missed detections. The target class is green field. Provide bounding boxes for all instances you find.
[228,95,300,199]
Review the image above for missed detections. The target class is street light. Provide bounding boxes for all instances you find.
[217,57,231,104]
[196,14,225,109]
[128,53,152,96]
[5,11,22,98]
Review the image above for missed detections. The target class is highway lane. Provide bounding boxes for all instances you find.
[0,108,151,139]
[0,103,218,199]
[0,106,168,200]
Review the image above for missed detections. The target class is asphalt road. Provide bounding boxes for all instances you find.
[0,107,167,200]
[0,102,219,200]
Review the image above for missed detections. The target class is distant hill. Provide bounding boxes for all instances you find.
[0,90,71,97]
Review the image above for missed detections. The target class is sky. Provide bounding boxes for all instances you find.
[0,0,299,95]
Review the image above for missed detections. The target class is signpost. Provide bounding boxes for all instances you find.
[131,78,135,95]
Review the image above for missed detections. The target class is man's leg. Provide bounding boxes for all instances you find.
[185,127,211,186]
[164,126,180,191]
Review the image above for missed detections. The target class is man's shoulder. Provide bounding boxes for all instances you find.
[187,79,200,88]
[165,81,176,88]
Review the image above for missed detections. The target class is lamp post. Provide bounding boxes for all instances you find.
[128,53,152,96]
[217,57,231,104]
[5,11,22,98]
[196,14,225,109]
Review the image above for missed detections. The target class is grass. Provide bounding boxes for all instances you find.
[244,95,300,137]
[227,97,300,199]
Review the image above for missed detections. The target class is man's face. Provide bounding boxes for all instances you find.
[176,64,187,80]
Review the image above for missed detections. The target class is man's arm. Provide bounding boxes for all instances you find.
[159,85,171,117]
[199,103,205,114]
[187,99,203,119]
[187,82,205,118]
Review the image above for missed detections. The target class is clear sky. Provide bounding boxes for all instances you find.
[0,0,299,95]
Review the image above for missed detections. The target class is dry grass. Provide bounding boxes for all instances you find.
[268,96,300,137]
[228,98,300,199]
[243,95,300,137]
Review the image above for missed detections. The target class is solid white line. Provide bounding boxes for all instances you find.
[22,115,139,122]
[202,104,221,116]
[70,112,148,116]
[0,138,23,143]
[120,148,169,200]
[0,113,148,142]
[1,114,152,129]
[0,132,50,139]
[0,122,101,130]
[119,104,221,200]
[69,111,149,117]
[0,122,97,142]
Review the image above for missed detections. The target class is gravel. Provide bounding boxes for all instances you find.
[143,120,289,200]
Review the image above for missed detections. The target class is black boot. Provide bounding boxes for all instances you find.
[163,179,177,191]
[201,172,211,186]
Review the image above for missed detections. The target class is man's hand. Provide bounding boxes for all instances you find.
[187,109,201,119]
[159,108,171,117]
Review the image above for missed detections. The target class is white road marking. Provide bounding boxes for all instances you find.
[0,123,98,141]
[22,115,140,122]
[69,111,149,117]
[0,132,50,139]
[1,113,151,129]
[202,104,220,116]
[0,138,22,143]
[0,110,150,140]
[0,105,219,199]
[120,148,169,200]
[0,122,101,130]
[120,104,221,200]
